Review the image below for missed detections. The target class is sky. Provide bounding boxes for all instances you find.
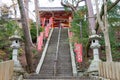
[0,0,85,21]
[0,0,104,21]
[0,0,65,21]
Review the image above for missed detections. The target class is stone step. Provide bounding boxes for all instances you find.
[24,74,93,79]
[24,77,95,80]
[24,79,92,80]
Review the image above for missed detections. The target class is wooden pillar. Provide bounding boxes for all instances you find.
[69,16,72,27]
[41,17,46,27]
[52,17,54,28]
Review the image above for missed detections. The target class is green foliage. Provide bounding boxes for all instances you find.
[0,59,3,62]
[30,22,44,43]
[99,0,120,61]
[30,22,37,43]
[0,19,22,55]
[70,6,89,46]
[39,27,44,32]
[8,53,12,59]
[108,1,120,55]
[64,6,70,11]
[18,48,24,56]
[107,0,120,26]
[32,49,37,54]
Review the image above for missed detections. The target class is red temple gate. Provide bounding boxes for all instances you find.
[39,7,72,27]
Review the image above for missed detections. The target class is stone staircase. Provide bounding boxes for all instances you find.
[38,28,59,77]
[56,28,72,76]
[24,28,97,80]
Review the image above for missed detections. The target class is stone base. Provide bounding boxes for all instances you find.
[13,63,25,80]
[14,60,24,73]
[87,60,101,76]
[14,67,24,73]
[13,68,24,80]
[14,60,21,67]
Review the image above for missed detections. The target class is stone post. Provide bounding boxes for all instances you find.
[88,31,101,75]
[9,31,22,68]
[10,31,25,80]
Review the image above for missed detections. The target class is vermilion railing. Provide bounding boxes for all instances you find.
[37,17,53,51]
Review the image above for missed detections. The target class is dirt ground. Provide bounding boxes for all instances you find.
[18,49,43,72]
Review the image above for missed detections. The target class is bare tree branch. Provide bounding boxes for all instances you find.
[87,0,119,56]
[75,0,85,8]
[61,0,84,13]
[95,0,120,32]
[108,0,120,11]
[95,0,104,31]
[95,0,113,61]
[61,0,76,12]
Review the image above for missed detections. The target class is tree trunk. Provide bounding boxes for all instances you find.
[87,0,120,57]
[103,30,112,61]
[104,0,112,61]
[24,0,35,47]
[34,0,40,43]
[95,0,113,61]
[85,0,96,56]
[95,0,120,32]
[85,0,96,34]
[17,0,33,73]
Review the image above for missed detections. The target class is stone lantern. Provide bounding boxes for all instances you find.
[9,31,21,68]
[88,30,101,75]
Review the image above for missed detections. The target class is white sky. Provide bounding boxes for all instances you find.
[0,0,65,21]
[0,0,105,21]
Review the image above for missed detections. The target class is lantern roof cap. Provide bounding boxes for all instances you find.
[89,34,101,40]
